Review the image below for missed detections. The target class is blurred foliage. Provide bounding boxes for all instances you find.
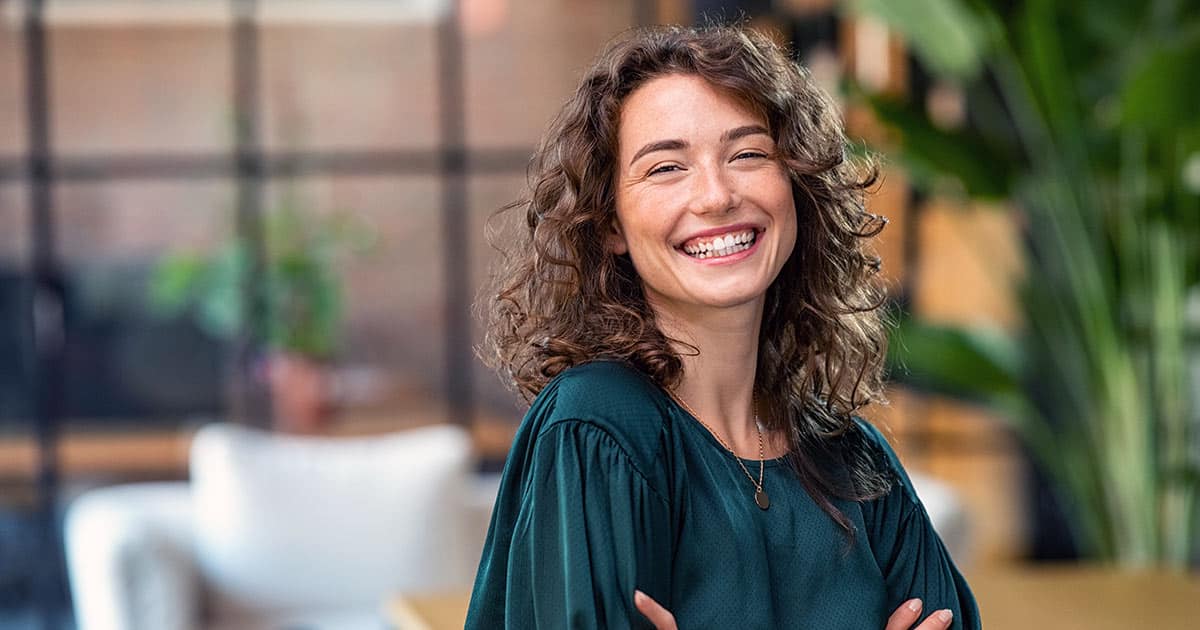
[148,195,374,360]
[852,0,1200,567]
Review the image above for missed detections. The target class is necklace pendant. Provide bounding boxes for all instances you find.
[755,488,770,510]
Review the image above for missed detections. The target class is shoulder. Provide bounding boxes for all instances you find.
[548,360,670,419]
[531,360,673,474]
[851,416,892,454]
[851,416,919,505]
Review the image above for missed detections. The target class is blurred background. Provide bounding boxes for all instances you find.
[0,0,1196,628]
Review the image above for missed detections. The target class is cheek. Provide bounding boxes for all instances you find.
[772,188,799,247]
[781,202,798,248]
[780,223,798,264]
[615,203,671,250]
[773,209,800,271]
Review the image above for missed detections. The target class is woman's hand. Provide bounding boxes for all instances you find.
[634,590,676,630]
[885,598,955,630]
[634,591,955,630]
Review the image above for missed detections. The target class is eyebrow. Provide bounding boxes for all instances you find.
[627,124,772,167]
[722,124,770,143]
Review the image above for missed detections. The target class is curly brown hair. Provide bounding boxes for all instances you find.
[479,24,893,527]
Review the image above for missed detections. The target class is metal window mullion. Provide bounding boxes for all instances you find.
[23,0,67,627]
[437,0,472,427]
[231,0,271,426]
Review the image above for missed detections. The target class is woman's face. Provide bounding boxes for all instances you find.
[611,73,797,318]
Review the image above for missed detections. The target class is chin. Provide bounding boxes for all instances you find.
[689,287,769,309]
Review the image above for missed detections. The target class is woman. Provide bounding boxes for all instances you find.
[467,24,981,630]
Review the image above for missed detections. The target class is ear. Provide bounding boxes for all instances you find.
[606,218,629,255]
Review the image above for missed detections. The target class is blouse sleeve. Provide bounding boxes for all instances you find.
[859,421,983,630]
[502,419,673,630]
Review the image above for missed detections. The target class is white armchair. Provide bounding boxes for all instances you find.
[65,422,481,630]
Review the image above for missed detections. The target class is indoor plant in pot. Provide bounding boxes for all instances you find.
[148,195,371,433]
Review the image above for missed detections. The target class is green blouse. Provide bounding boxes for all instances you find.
[466,361,981,629]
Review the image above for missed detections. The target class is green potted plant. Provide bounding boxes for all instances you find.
[148,194,372,433]
[850,0,1199,567]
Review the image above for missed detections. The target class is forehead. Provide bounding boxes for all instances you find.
[617,74,767,151]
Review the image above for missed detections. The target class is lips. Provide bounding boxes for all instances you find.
[677,227,762,259]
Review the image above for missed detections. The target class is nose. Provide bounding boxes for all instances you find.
[688,164,739,216]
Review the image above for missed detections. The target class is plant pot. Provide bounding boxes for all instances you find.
[265,352,334,434]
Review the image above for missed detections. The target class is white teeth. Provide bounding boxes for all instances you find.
[680,229,757,258]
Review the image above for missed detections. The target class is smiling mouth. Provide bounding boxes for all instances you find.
[679,229,759,259]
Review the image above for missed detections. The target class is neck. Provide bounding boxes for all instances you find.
[650,295,764,456]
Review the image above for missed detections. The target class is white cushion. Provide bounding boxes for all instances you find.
[189,423,474,619]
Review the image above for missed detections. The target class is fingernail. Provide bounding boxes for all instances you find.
[907,598,922,612]
[937,609,953,624]
[634,590,646,603]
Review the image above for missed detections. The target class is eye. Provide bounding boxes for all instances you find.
[733,151,769,161]
[648,163,684,176]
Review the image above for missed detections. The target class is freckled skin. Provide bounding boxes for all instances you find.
[610,74,798,321]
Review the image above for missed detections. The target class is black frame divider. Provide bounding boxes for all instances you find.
[22,0,67,626]
[437,0,472,427]
[230,0,271,427]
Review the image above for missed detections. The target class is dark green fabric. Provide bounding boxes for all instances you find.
[466,360,981,629]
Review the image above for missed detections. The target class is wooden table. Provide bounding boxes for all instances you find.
[966,564,1200,629]
[385,592,471,630]
[386,565,1200,629]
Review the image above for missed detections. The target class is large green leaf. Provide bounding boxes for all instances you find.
[850,0,991,80]
[866,94,1015,198]
[886,315,1023,401]
[1018,0,1085,155]
[1121,30,1200,132]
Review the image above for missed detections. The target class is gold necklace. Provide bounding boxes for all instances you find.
[670,392,770,510]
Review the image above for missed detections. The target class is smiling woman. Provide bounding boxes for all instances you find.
[468,24,980,630]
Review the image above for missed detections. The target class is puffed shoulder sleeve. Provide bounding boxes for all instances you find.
[511,420,671,629]
[466,363,675,630]
[857,419,982,630]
